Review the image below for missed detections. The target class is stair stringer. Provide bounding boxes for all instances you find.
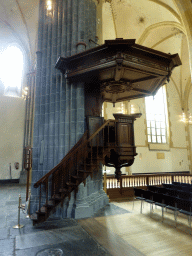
[31,120,114,225]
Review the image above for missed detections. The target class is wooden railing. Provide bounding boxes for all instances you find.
[105,173,192,199]
[32,119,117,224]
[34,119,115,189]
[106,173,192,189]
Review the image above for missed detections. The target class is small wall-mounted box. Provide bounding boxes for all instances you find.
[157,152,165,159]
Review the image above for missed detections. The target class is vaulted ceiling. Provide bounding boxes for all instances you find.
[102,0,191,110]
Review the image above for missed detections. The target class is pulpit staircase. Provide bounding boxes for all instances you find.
[31,119,116,225]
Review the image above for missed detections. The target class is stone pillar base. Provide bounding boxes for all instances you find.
[52,171,109,219]
[72,189,109,219]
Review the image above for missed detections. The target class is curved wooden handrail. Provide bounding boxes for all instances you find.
[34,131,88,188]
[34,119,115,188]
[88,119,114,142]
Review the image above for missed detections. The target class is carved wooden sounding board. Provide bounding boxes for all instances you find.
[56,38,181,179]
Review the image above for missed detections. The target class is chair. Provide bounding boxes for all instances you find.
[172,182,181,185]
[133,188,146,213]
[162,183,173,189]
[176,190,190,200]
[147,185,158,192]
[180,184,191,193]
[152,192,167,222]
[163,194,178,227]
[177,198,192,234]
[156,187,167,195]
[165,188,177,197]
[143,190,154,215]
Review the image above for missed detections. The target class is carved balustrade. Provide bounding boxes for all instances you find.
[104,173,192,199]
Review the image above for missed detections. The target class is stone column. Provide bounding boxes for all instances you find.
[30,0,109,218]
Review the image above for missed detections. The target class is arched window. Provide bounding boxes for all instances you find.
[0,45,24,97]
[145,86,168,144]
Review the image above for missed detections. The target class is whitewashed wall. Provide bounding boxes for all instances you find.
[104,81,189,175]
[0,88,25,179]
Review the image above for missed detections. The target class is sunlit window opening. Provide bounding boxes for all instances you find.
[145,86,168,144]
[0,45,24,97]
[47,0,52,11]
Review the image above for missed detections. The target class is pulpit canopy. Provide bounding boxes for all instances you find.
[56,38,181,103]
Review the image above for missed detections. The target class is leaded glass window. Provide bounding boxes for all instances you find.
[145,86,168,144]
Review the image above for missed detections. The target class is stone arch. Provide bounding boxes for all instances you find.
[148,0,182,23]
[137,21,186,45]
[173,0,192,80]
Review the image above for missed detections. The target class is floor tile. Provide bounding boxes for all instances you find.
[0,238,14,256]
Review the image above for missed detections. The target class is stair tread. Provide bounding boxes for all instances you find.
[71,175,83,180]
[59,188,68,193]
[52,194,63,200]
[36,207,47,215]
[30,213,38,220]
[66,182,77,186]
[79,170,93,173]
[86,163,98,166]
[87,156,103,159]
[32,129,108,224]
[44,202,55,208]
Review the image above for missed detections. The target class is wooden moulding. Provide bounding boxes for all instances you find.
[55,38,181,103]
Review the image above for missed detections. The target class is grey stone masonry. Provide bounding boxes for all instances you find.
[30,0,109,218]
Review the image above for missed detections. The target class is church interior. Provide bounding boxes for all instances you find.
[1,0,192,255]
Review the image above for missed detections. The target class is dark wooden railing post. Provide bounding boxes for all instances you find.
[120,176,123,195]
[103,172,107,193]
[115,120,117,148]
[108,123,109,144]
[146,176,149,187]
[171,174,174,184]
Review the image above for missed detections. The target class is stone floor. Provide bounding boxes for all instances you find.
[0,184,130,256]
